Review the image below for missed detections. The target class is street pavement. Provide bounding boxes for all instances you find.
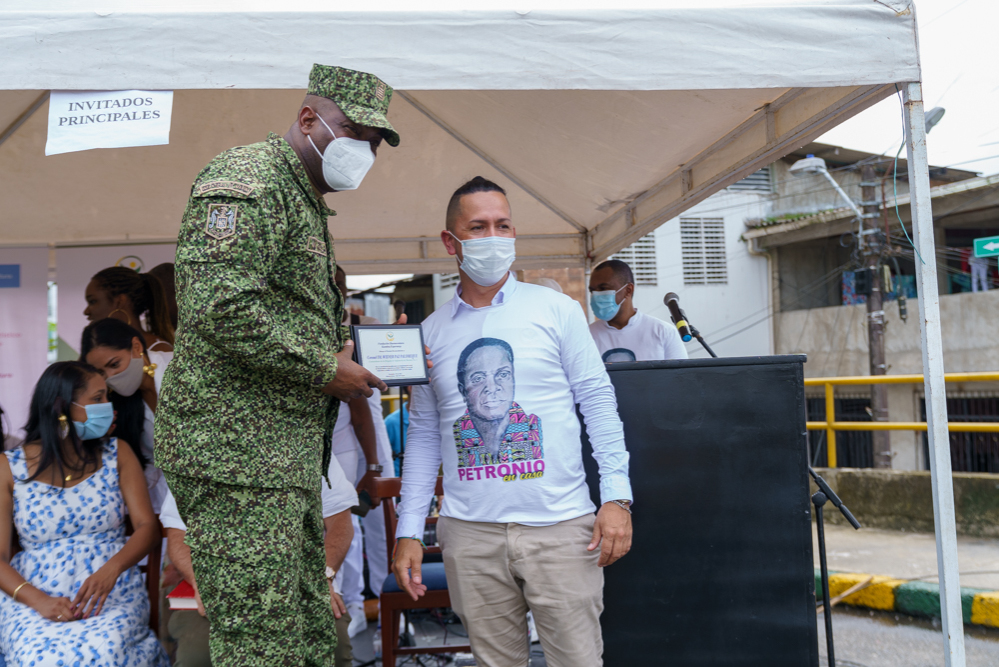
[814,523,999,590]
[819,607,999,666]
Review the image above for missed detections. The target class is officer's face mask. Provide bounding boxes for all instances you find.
[308,113,375,191]
[104,354,145,397]
[71,401,114,440]
[448,232,516,287]
[590,284,628,321]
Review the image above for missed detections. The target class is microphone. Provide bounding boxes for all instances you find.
[663,292,693,342]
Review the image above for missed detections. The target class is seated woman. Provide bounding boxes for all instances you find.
[81,318,171,512]
[0,361,168,666]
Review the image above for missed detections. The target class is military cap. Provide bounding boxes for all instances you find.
[308,64,400,147]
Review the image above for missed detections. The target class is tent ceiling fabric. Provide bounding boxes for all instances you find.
[0,2,919,274]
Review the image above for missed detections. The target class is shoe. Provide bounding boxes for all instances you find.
[346,602,367,638]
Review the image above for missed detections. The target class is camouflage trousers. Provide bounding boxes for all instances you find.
[165,474,337,667]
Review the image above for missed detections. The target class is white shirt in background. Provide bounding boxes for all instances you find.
[589,310,688,363]
[160,453,358,531]
[397,274,632,539]
[141,347,173,512]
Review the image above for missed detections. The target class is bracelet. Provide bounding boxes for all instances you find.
[391,537,428,563]
[12,581,30,602]
[609,499,632,514]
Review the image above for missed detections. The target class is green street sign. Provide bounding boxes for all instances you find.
[974,235,999,258]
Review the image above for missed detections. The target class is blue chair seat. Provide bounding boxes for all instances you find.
[382,562,449,594]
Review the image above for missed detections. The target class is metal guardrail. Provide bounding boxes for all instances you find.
[804,372,999,467]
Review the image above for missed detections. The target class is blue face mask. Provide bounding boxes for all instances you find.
[590,285,628,321]
[72,401,114,440]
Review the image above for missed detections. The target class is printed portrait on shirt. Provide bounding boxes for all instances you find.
[452,337,543,468]
[602,348,636,364]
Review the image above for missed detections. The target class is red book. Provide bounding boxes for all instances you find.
[167,580,198,610]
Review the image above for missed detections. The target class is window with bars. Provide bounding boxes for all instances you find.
[609,234,658,285]
[439,273,460,290]
[728,166,774,193]
[680,217,727,285]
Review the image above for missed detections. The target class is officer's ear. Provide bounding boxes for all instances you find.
[298,105,319,137]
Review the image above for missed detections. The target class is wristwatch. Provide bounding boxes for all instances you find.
[367,464,384,473]
[610,499,632,514]
[325,566,336,583]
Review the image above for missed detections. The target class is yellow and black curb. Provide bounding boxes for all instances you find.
[815,569,999,628]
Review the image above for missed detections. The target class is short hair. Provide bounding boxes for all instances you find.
[456,337,514,393]
[446,177,508,232]
[593,259,634,286]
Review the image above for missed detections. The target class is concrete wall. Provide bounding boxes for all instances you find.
[811,467,999,538]
[781,290,999,469]
[629,189,774,358]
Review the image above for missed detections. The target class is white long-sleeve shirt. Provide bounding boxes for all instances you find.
[396,274,632,539]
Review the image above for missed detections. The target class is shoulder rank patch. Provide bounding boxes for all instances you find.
[305,236,328,257]
[195,180,258,197]
[206,203,238,240]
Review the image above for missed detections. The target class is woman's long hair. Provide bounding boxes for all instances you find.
[22,361,105,483]
[79,318,150,469]
[91,266,175,346]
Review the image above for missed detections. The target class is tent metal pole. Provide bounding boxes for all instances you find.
[397,91,586,234]
[0,91,49,150]
[902,81,965,667]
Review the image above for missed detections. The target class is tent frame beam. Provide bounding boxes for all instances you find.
[588,84,894,261]
[0,91,49,150]
[398,91,587,235]
[903,80,966,667]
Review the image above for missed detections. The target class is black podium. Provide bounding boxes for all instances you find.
[582,355,818,666]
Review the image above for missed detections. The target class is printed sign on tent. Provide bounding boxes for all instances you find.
[45,90,173,156]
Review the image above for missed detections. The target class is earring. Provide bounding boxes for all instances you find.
[58,414,69,440]
[142,363,157,377]
[107,309,133,326]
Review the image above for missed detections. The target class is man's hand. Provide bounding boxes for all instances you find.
[587,502,633,567]
[356,471,382,508]
[194,584,206,617]
[323,340,388,400]
[330,590,347,619]
[392,538,428,602]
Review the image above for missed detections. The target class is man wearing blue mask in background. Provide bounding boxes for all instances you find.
[588,259,689,363]
[392,176,633,667]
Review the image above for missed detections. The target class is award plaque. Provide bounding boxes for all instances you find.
[350,324,430,386]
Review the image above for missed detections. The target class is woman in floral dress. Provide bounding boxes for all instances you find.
[0,361,168,666]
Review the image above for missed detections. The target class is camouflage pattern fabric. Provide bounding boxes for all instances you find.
[166,473,337,667]
[155,132,347,492]
[307,64,400,147]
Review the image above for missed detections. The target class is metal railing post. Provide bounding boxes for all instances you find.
[825,382,836,468]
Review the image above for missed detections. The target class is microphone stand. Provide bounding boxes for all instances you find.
[809,467,861,667]
[687,323,717,358]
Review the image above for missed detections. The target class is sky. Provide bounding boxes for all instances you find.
[346,0,999,290]
[818,0,999,176]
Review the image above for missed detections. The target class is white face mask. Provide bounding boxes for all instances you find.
[104,354,145,397]
[308,114,375,191]
[449,232,516,287]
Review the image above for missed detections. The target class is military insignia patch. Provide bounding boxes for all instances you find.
[375,82,387,101]
[195,181,258,197]
[205,203,238,240]
[305,236,328,256]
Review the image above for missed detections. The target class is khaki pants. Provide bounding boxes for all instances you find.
[437,514,604,667]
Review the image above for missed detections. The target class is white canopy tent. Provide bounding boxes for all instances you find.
[0,1,966,664]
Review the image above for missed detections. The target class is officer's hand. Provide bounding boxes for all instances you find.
[392,538,428,602]
[323,341,388,400]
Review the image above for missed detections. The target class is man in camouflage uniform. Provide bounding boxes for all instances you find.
[155,64,398,666]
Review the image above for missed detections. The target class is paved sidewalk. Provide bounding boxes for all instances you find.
[813,523,999,590]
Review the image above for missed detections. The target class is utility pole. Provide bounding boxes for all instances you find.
[861,164,891,468]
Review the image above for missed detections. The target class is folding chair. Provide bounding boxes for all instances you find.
[373,476,471,666]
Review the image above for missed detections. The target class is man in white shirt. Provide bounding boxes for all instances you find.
[162,453,359,667]
[392,177,633,667]
[588,259,689,362]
